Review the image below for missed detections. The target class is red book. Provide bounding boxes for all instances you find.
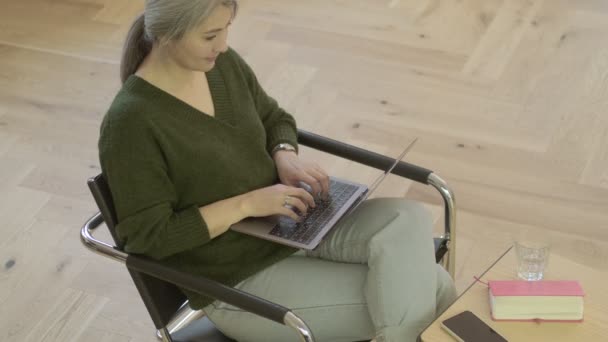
[488,280,584,322]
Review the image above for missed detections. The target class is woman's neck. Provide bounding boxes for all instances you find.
[136,45,202,91]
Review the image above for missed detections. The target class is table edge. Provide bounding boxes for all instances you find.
[417,245,513,342]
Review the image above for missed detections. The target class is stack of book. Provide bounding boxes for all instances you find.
[488,280,584,322]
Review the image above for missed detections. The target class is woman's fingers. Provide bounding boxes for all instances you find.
[278,206,301,221]
[312,166,330,199]
[293,187,316,208]
[301,169,330,200]
[284,194,308,216]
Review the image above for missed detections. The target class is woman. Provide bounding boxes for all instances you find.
[98,1,457,341]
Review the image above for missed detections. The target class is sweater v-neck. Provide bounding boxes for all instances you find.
[125,66,234,126]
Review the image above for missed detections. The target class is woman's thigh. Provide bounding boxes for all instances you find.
[203,255,375,342]
[308,197,434,263]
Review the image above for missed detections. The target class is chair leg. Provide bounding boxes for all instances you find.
[157,327,174,342]
[168,301,206,335]
[156,301,206,340]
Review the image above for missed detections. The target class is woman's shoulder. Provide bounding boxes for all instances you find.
[100,85,156,142]
[103,80,155,125]
[217,47,254,75]
[215,47,261,92]
[219,46,243,64]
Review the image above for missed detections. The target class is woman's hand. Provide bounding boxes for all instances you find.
[273,150,330,200]
[240,183,316,221]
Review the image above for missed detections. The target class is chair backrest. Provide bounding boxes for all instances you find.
[87,174,187,329]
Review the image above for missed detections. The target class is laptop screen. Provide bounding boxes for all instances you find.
[366,137,418,197]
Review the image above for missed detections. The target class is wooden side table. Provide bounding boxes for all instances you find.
[419,247,608,341]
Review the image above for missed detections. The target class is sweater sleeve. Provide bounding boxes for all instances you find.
[229,48,299,153]
[98,110,211,260]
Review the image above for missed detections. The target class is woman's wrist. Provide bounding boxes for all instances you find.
[272,149,297,162]
[271,143,297,158]
[199,193,251,238]
[235,192,252,219]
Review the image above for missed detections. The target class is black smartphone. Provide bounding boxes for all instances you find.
[441,311,508,342]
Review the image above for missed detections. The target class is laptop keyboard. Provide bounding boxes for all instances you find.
[269,179,360,245]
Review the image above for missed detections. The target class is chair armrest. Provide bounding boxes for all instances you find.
[298,129,456,278]
[126,255,289,323]
[297,129,432,184]
[80,213,314,341]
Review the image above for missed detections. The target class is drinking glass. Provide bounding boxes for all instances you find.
[514,240,550,281]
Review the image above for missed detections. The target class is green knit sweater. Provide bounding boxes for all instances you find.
[98,48,298,309]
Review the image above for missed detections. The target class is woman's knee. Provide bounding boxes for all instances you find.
[371,198,434,233]
[324,198,433,255]
[367,197,431,217]
[399,198,432,222]
[363,199,434,255]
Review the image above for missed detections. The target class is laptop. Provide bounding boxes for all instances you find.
[231,138,418,250]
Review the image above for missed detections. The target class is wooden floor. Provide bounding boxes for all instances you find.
[1,0,607,341]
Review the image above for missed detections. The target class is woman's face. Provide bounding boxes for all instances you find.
[166,5,233,72]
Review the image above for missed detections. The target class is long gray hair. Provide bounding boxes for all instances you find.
[120,0,238,84]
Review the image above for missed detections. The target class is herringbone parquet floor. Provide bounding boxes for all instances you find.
[1,0,607,341]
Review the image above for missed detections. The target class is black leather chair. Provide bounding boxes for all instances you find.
[80,129,456,342]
